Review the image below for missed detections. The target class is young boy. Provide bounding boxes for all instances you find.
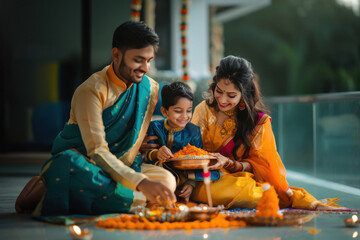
[145,81,220,203]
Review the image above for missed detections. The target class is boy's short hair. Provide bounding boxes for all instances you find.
[112,21,159,52]
[161,81,193,109]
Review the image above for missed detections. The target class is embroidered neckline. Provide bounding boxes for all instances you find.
[164,119,184,150]
[164,119,184,133]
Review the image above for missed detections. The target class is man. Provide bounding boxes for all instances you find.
[28,21,176,216]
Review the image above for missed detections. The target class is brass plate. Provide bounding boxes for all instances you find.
[168,156,217,170]
[229,211,318,226]
[187,207,220,221]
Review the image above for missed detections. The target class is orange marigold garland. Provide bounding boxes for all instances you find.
[255,183,283,219]
[173,144,210,159]
[97,213,246,230]
[180,0,190,81]
[130,0,142,22]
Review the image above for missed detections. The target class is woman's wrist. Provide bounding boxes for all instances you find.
[223,158,233,169]
[241,161,252,172]
[226,160,246,173]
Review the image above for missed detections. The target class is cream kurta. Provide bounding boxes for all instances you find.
[67,64,171,191]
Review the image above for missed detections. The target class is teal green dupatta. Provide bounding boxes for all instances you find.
[38,76,158,216]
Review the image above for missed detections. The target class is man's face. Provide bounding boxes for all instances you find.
[113,46,154,85]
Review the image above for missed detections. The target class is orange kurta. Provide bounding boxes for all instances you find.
[191,101,320,209]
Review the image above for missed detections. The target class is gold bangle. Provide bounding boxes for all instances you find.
[147,149,158,161]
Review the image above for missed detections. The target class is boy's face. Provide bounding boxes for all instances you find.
[162,97,193,129]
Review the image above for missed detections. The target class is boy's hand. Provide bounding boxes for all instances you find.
[177,184,194,203]
[156,146,174,166]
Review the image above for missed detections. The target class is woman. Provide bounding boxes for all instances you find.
[191,55,340,210]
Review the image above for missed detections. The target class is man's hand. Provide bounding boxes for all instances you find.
[137,178,176,206]
[177,184,194,203]
[140,135,158,152]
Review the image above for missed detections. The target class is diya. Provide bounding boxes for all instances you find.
[344,215,360,227]
[69,225,93,240]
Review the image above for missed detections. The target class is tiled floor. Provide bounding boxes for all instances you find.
[0,164,359,240]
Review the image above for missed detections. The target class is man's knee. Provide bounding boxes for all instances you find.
[141,163,177,192]
[161,169,177,192]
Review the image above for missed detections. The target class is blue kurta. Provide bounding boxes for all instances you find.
[147,119,221,183]
[148,119,203,153]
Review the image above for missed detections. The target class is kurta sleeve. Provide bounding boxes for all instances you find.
[189,125,203,149]
[144,121,161,163]
[71,84,147,191]
[241,118,291,207]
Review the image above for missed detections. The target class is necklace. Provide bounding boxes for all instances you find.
[220,110,237,137]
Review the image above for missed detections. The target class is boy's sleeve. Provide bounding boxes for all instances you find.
[144,121,168,163]
[147,122,156,143]
[145,122,159,163]
[190,125,203,149]
[188,170,223,181]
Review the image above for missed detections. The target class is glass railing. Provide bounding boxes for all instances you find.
[265,92,360,189]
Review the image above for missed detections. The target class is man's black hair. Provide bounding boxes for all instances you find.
[112,21,159,52]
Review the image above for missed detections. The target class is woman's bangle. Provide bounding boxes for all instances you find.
[239,162,244,172]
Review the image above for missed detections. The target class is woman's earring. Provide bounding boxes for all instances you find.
[239,99,246,111]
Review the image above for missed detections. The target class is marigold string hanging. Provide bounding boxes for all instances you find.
[180,0,190,81]
[130,0,142,22]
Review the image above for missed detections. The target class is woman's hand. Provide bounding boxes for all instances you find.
[140,135,158,152]
[156,146,174,166]
[241,161,252,172]
[208,152,231,170]
[177,184,194,203]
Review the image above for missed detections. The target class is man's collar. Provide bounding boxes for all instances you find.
[106,63,133,90]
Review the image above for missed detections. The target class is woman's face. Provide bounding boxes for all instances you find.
[214,78,242,112]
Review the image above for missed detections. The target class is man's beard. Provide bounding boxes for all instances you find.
[118,58,144,84]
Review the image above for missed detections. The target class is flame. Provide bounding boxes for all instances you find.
[352,215,358,223]
[72,225,82,235]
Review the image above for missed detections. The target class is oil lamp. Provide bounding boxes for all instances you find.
[345,215,360,228]
[69,225,93,240]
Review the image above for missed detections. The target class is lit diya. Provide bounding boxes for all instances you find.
[344,215,360,227]
[132,204,189,222]
[69,225,93,240]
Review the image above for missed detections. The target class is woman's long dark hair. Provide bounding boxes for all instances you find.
[206,55,269,160]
